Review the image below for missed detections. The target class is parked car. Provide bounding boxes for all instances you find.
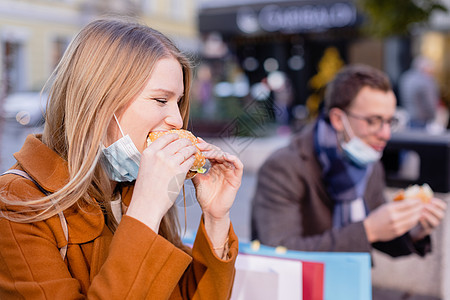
[2,92,48,126]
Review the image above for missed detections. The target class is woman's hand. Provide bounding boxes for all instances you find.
[193,139,243,219]
[410,197,447,241]
[192,139,243,253]
[126,133,197,232]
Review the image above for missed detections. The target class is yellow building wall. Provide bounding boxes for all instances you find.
[0,0,199,94]
[1,18,78,90]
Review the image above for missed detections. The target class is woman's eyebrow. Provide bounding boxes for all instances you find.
[148,88,175,96]
[148,88,184,100]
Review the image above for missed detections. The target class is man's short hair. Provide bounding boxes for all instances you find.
[324,64,392,116]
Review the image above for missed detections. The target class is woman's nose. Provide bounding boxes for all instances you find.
[166,105,183,129]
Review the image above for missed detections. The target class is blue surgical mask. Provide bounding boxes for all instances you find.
[340,114,382,168]
[101,115,141,182]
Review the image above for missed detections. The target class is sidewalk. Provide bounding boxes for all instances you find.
[204,133,291,174]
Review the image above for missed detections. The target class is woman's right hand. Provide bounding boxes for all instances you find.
[125,133,197,232]
[363,200,423,243]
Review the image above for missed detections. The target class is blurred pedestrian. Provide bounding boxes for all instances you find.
[398,56,440,129]
[251,64,446,259]
[267,71,294,134]
[0,18,243,299]
[192,63,216,117]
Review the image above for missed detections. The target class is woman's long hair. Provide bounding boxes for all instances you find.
[2,18,192,249]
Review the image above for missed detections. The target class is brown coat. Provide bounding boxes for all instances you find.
[0,135,238,299]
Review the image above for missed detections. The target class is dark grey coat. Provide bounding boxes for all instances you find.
[251,124,430,257]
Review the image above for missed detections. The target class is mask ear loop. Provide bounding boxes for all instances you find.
[114,114,126,137]
[340,112,356,140]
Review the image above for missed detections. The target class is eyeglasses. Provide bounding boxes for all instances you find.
[345,111,400,133]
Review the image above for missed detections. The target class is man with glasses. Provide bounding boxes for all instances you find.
[251,64,446,259]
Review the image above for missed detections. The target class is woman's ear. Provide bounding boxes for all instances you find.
[328,108,345,133]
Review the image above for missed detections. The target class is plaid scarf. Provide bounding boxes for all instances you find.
[314,117,373,228]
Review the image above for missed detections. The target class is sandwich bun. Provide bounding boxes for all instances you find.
[393,183,433,204]
[147,129,206,179]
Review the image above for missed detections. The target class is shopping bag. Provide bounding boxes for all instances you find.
[302,260,325,300]
[231,250,324,300]
[231,253,303,300]
[239,242,372,300]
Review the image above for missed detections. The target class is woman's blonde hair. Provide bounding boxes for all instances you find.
[3,18,192,248]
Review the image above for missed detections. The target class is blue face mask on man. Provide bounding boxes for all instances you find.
[340,114,382,168]
[101,114,141,182]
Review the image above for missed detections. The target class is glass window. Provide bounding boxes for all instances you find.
[52,37,70,69]
[3,41,24,94]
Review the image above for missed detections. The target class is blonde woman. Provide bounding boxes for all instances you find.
[0,18,243,299]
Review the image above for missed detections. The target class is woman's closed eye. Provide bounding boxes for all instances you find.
[154,98,168,104]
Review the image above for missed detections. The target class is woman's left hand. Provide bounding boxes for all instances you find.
[192,139,243,252]
[192,139,243,220]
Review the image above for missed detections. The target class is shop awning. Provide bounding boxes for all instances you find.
[198,0,360,35]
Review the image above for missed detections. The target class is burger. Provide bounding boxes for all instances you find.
[393,183,433,204]
[147,129,207,179]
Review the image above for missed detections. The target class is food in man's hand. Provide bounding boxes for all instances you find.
[147,129,206,179]
[393,184,433,203]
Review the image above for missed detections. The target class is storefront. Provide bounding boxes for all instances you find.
[197,0,372,120]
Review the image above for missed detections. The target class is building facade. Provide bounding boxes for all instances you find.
[196,0,450,129]
[0,0,199,96]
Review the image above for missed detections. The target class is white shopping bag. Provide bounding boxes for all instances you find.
[231,253,303,300]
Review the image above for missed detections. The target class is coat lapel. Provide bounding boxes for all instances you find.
[294,126,334,210]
